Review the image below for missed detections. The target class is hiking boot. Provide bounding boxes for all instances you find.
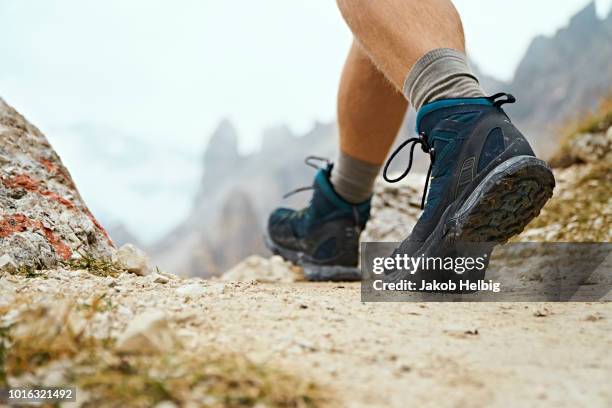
[266,157,371,281]
[383,94,555,285]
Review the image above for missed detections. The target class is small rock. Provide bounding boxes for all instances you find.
[150,273,169,284]
[533,307,551,317]
[0,278,16,306]
[397,364,412,373]
[116,310,181,354]
[0,254,17,274]
[206,283,226,295]
[155,402,179,408]
[159,271,178,281]
[39,361,68,387]
[221,255,298,283]
[176,284,208,298]
[443,325,480,338]
[112,244,150,276]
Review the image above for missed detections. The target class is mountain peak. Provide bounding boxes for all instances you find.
[210,119,238,146]
[261,125,294,151]
[569,1,598,29]
[204,119,239,163]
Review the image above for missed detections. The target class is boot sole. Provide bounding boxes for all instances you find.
[448,155,555,244]
[264,235,362,282]
[386,156,555,292]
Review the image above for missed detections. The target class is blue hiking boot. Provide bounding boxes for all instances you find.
[383,93,555,285]
[266,157,371,281]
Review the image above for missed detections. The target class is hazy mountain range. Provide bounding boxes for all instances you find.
[118,2,611,277]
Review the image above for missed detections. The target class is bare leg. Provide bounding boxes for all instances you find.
[330,41,408,204]
[338,41,408,165]
[336,0,465,90]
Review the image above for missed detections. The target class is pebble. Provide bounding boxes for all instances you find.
[0,254,17,274]
[112,244,151,276]
[116,310,182,354]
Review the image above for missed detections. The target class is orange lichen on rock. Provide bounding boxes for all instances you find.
[0,214,72,260]
[2,173,112,245]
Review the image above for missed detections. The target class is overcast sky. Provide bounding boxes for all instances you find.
[0,0,610,152]
[0,0,610,241]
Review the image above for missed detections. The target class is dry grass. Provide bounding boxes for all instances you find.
[2,302,329,408]
[522,162,611,242]
[76,350,325,408]
[11,264,45,278]
[549,96,612,168]
[61,254,123,277]
[0,324,8,386]
[3,254,122,279]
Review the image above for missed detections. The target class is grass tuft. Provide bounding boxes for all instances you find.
[0,324,9,386]
[12,264,45,278]
[62,254,123,277]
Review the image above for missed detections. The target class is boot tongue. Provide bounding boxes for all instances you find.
[416,97,494,140]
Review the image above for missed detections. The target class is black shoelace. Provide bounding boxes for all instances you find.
[383,132,435,210]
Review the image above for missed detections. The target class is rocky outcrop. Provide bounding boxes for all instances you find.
[195,119,242,204]
[0,98,114,268]
[207,190,267,273]
[153,188,267,277]
[361,174,424,243]
[151,121,338,276]
[507,2,612,140]
[520,116,611,242]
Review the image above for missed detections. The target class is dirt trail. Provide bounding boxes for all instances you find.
[3,270,611,407]
[201,282,612,407]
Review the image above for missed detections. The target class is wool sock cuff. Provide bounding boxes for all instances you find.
[403,48,485,111]
[330,152,380,204]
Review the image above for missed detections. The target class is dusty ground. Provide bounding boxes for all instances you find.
[2,269,611,407]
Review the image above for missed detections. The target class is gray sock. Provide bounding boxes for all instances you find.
[330,152,380,204]
[403,48,485,111]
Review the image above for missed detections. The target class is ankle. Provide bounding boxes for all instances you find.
[403,48,485,111]
[330,152,379,204]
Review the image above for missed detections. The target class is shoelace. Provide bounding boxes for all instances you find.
[383,93,517,210]
[282,156,331,199]
[383,132,435,210]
